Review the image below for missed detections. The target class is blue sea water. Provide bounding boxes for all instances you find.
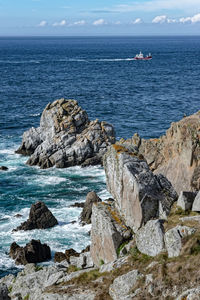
[0,36,200,277]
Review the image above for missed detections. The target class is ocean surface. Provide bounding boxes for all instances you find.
[0,36,200,277]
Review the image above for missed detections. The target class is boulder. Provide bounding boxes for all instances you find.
[14,201,58,231]
[65,248,80,263]
[0,283,11,300]
[103,144,177,232]
[54,252,67,263]
[90,202,131,266]
[109,269,142,300]
[165,225,196,258]
[0,166,8,171]
[80,191,101,224]
[176,287,200,300]
[136,220,165,257]
[16,99,115,169]
[69,252,94,269]
[125,111,200,193]
[192,191,200,211]
[9,239,51,265]
[177,191,197,211]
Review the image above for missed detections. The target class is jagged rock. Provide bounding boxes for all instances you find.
[9,239,51,265]
[109,269,142,300]
[65,248,80,263]
[136,220,165,257]
[16,99,115,169]
[192,191,200,211]
[0,283,11,300]
[165,225,196,258]
[0,166,8,171]
[177,191,197,211]
[125,111,200,193]
[99,256,129,273]
[176,287,200,300]
[103,144,177,232]
[90,202,131,266]
[54,252,67,263]
[70,252,94,269]
[14,201,58,231]
[80,191,101,224]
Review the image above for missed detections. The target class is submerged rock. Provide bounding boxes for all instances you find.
[125,111,200,193]
[103,144,177,232]
[14,201,58,231]
[80,191,102,224]
[9,239,51,265]
[0,166,8,171]
[16,98,115,169]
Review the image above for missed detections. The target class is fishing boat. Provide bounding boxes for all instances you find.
[134,51,152,60]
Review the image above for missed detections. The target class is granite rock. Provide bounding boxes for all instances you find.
[165,225,196,258]
[192,191,200,211]
[16,99,115,169]
[14,201,58,231]
[177,191,197,211]
[136,220,165,257]
[0,283,11,300]
[80,191,101,224]
[103,144,177,232]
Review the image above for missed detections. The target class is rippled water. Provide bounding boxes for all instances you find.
[0,36,200,277]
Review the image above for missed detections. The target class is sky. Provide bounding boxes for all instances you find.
[0,0,200,36]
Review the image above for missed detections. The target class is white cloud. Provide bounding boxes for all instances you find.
[52,20,67,27]
[152,15,167,23]
[73,20,86,26]
[179,13,200,23]
[131,18,142,24]
[93,19,107,26]
[38,20,47,27]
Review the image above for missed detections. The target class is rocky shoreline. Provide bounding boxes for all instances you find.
[1,100,200,300]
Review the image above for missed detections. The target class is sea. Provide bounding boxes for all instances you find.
[0,36,200,278]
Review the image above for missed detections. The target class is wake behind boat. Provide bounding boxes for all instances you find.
[134,51,152,60]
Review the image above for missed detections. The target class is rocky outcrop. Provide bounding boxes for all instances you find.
[0,166,8,171]
[177,191,197,211]
[9,240,51,265]
[0,283,10,300]
[103,144,177,232]
[192,191,200,211]
[70,252,94,269]
[90,202,132,266]
[124,111,200,193]
[80,191,101,224]
[14,201,58,231]
[109,269,142,300]
[136,220,165,257]
[164,225,196,257]
[16,98,115,169]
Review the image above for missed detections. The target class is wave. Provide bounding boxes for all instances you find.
[31,176,67,186]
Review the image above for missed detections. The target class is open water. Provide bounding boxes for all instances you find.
[0,36,200,277]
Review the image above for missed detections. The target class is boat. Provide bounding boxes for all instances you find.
[133,51,152,60]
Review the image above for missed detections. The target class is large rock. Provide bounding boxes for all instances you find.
[109,269,142,300]
[9,239,51,265]
[14,201,58,231]
[125,111,200,193]
[136,220,165,257]
[177,191,197,211]
[165,225,196,258]
[16,99,115,169]
[80,191,101,224]
[103,144,177,232]
[192,191,200,211]
[176,287,200,300]
[90,202,131,266]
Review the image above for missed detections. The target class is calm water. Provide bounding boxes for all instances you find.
[0,36,200,277]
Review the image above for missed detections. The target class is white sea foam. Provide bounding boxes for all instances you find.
[29,113,41,117]
[31,176,67,186]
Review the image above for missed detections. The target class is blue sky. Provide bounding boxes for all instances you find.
[0,0,200,35]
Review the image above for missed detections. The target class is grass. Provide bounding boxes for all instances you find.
[116,241,128,257]
[35,265,43,272]
[67,265,80,274]
[23,294,30,300]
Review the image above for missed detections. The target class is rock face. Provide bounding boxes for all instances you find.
[80,191,101,224]
[90,202,132,266]
[16,98,115,169]
[177,191,197,211]
[9,240,51,265]
[136,220,165,257]
[125,111,200,193]
[165,226,196,258]
[14,201,58,231]
[103,144,177,232]
[0,283,10,300]
[192,191,200,211]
